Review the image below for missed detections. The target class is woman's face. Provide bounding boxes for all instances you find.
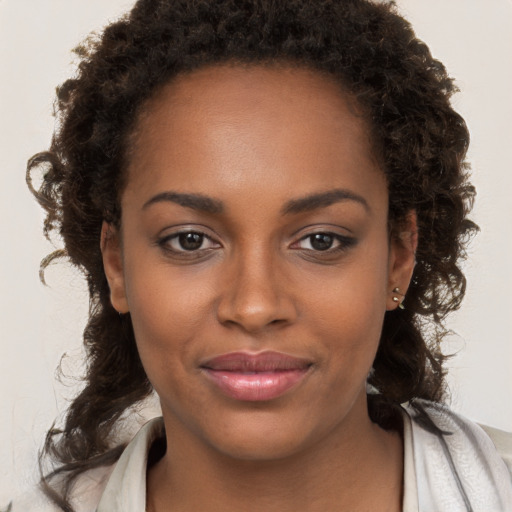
[103,65,414,460]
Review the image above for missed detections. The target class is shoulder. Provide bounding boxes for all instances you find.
[479,423,512,476]
[403,399,512,472]
[7,462,114,512]
[402,399,512,511]
[9,417,165,512]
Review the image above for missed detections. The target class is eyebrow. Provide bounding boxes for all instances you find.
[142,192,224,214]
[281,189,370,215]
[142,188,369,216]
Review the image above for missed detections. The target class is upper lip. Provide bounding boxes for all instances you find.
[200,351,312,372]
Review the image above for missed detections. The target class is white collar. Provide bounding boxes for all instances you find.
[96,417,163,512]
[95,402,512,512]
[97,414,418,511]
[402,400,512,512]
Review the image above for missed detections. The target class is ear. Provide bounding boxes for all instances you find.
[386,211,417,311]
[101,221,129,313]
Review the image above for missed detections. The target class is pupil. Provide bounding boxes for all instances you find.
[179,232,203,251]
[311,233,333,251]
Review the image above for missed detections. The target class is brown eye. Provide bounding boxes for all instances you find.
[158,230,220,254]
[178,232,204,251]
[297,233,337,251]
[291,231,357,255]
[309,233,335,251]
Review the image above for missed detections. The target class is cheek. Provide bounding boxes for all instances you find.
[303,245,390,371]
[125,244,215,325]
[311,288,385,371]
[303,241,390,323]
[304,294,385,425]
[122,256,218,379]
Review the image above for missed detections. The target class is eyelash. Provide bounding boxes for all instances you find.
[156,230,357,259]
[291,232,357,254]
[157,230,220,258]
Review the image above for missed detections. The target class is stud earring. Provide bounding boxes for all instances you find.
[392,287,405,310]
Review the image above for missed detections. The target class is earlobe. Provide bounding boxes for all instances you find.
[101,221,129,313]
[387,211,417,311]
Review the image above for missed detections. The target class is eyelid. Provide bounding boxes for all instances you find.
[166,232,219,251]
[156,225,222,255]
[288,222,354,238]
[291,233,354,249]
[292,233,341,251]
[288,227,357,255]
[156,224,220,241]
[154,224,356,259]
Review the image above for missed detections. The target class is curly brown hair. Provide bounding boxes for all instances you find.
[28,0,477,509]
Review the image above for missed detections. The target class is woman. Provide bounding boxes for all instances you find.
[8,0,512,510]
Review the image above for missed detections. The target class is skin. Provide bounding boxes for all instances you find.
[102,64,416,512]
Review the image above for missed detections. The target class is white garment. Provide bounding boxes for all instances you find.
[402,400,512,511]
[8,401,512,511]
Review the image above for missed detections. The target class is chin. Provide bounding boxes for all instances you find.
[209,432,312,463]
[196,409,331,463]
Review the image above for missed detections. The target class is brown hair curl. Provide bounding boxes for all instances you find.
[27,0,477,509]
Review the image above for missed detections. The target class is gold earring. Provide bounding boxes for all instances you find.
[392,287,405,310]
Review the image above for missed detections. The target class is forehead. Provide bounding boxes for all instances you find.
[133,64,370,147]
[124,64,385,213]
[144,64,361,117]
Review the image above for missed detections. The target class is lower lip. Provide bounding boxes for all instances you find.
[201,368,310,401]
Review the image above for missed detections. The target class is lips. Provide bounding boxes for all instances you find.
[200,351,312,401]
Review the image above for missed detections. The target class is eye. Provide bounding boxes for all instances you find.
[175,232,207,251]
[158,230,220,253]
[299,233,337,251]
[290,231,357,256]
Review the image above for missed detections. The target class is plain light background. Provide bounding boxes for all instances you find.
[1,0,511,503]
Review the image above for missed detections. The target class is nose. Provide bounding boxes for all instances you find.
[216,248,297,333]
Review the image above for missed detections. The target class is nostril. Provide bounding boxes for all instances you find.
[217,300,296,333]
[215,263,298,330]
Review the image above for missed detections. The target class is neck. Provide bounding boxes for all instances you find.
[147,398,403,512]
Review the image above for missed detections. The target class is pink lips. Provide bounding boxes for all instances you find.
[200,351,312,401]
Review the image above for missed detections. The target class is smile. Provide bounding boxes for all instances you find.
[200,351,312,401]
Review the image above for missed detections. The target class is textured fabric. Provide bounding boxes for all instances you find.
[403,400,512,512]
[95,419,164,512]
[9,402,512,511]
[480,424,512,476]
[402,411,419,511]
